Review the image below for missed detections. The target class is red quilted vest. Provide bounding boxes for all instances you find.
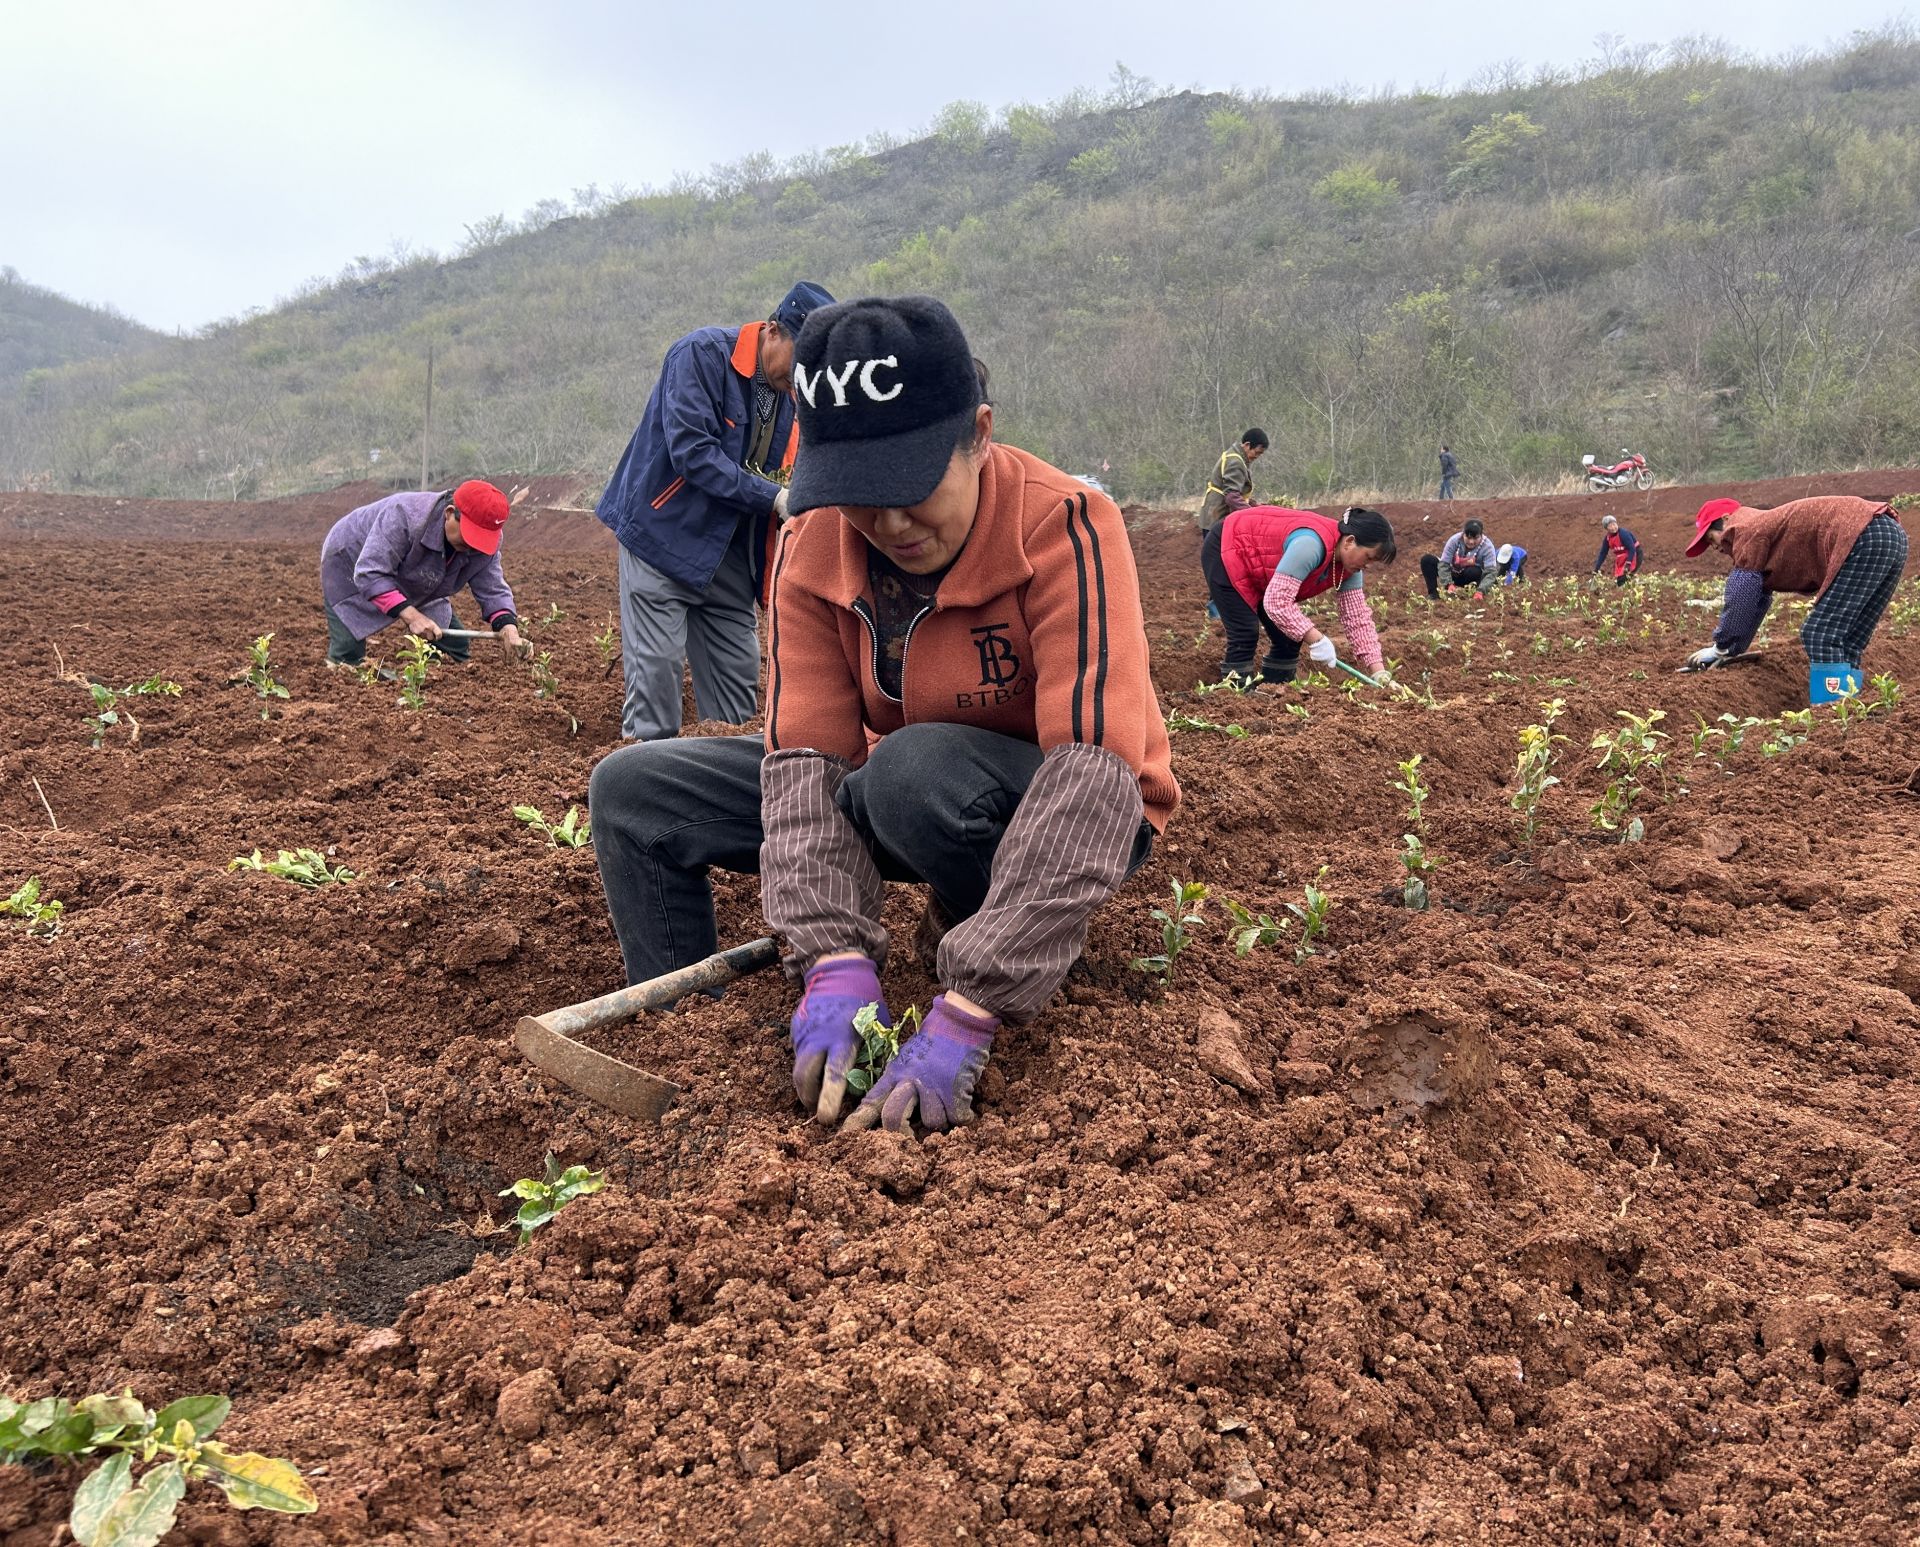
[1219,508,1343,611]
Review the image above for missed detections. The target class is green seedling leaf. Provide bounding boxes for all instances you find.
[153,1396,228,1441]
[70,1451,134,1545]
[197,1446,317,1514]
[77,1394,148,1434]
[89,1458,186,1547]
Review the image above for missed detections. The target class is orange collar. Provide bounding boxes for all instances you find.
[729,322,765,379]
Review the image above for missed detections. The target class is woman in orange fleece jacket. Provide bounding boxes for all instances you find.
[589,296,1178,1135]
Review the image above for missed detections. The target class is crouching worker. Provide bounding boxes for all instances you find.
[1200,505,1396,685]
[1419,518,1496,598]
[589,296,1179,1134]
[1496,542,1529,584]
[320,481,528,665]
[1682,495,1907,701]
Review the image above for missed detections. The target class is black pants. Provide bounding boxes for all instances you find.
[324,604,470,664]
[588,724,1153,986]
[1200,524,1300,684]
[1419,556,1486,598]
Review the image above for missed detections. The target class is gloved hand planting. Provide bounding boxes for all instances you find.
[1686,644,1729,671]
[846,993,998,1134]
[1305,634,1339,667]
[791,956,888,1123]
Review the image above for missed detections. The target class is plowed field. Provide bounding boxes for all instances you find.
[3,471,1919,1545]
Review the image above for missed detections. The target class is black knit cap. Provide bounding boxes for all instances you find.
[786,295,981,514]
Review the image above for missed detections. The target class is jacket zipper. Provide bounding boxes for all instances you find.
[852,598,936,711]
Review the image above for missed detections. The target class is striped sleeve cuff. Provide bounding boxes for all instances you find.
[938,743,1143,1023]
[759,748,889,974]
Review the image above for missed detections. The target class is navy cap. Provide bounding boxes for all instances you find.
[772,281,835,338]
[786,296,982,514]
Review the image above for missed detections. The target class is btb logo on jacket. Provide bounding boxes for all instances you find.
[955,624,1029,709]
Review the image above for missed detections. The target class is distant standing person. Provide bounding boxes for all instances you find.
[1681,495,1906,701]
[1201,505,1398,685]
[1438,445,1459,501]
[320,481,528,666]
[1592,514,1642,586]
[1197,430,1269,533]
[596,280,836,741]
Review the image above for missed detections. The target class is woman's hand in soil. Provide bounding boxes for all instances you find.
[791,955,887,1123]
[845,993,998,1135]
[498,623,533,660]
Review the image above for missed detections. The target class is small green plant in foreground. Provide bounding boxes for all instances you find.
[1511,698,1567,845]
[394,635,439,710]
[1,877,63,936]
[1869,672,1901,713]
[228,849,354,886]
[594,616,620,666]
[541,601,567,625]
[513,804,591,848]
[1392,755,1441,910]
[1132,880,1208,980]
[1166,710,1248,738]
[1286,867,1335,962]
[0,1389,316,1543]
[500,1154,606,1247]
[848,1001,923,1095]
[528,651,580,734]
[1590,709,1669,840]
[68,669,181,748]
[1221,897,1287,956]
[232,634,290,718]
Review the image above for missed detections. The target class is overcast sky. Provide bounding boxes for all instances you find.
[2,0,1907,331]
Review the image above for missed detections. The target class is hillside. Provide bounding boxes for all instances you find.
[0,268,163,390]
[2,29,1919,505]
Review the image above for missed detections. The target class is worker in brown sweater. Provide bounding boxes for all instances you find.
[589,295,1178,1135]
[1682,494,1907,701]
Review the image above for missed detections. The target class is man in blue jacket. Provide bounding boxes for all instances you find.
[597,281,834,740]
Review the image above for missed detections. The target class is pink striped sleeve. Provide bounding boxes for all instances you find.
[1336,589,1383,673]
[1260,571,1312,638]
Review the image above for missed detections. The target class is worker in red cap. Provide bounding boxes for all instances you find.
[1681,493,1906,701]
[320,480,530,665]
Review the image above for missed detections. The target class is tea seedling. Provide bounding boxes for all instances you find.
[394,635,439,710]
[1,877,62,936]
[1132,880,1208,981]
[541,601,567,625]
[1511,699,1567,845]
[1761,708,1813,757]
[1869,672,1901,713]
[848,1001,922,1095]
[1392,755,1441,909]
[1285,702,1310,722]
[1590,709,1668,839]
[1194,672,1254,696]
[528,651,580,734]
[231,634,289,718]
[1166,710,1248,738]
[1286,867,1334,962]
[514,804,591,848]
[594,617,620,666]
[0,1388,316,1542]
[228,848,354,886]
[499,1154,606,1247]
[56,647,182,748]
[1221,897,1288,956]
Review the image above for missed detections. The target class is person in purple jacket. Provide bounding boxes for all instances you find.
[320,480,529,666]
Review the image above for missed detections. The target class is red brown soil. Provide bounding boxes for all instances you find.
[3,469,1920,1545]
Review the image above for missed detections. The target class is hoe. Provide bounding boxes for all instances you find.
[516,938,780,1119]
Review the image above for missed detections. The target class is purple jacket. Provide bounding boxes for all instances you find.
[320,491,517,641]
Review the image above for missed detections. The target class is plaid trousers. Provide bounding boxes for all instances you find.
[1802,515,1908,666]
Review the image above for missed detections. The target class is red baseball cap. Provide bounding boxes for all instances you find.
[1686,497,1741,559]
[452,480,510,554]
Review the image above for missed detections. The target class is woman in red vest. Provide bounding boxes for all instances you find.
[1200,506,1398,685]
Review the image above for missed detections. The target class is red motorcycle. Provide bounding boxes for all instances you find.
[1582,448,1652,492]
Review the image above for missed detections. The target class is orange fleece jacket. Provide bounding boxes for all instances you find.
[765,442,1178,829]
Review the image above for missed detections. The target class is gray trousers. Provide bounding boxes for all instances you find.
[617,529,761,741]
[588,726,1153,986]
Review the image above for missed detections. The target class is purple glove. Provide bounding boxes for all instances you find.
[791,956,888,1123]
[846,993,999,1135]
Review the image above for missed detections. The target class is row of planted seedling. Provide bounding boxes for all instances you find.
[4,804,589,944]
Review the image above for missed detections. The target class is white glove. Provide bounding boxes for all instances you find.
[773,486,791,522]
[1305,635,1339,667]
[1370,666,1394,688]
[1686,644,1729,670]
